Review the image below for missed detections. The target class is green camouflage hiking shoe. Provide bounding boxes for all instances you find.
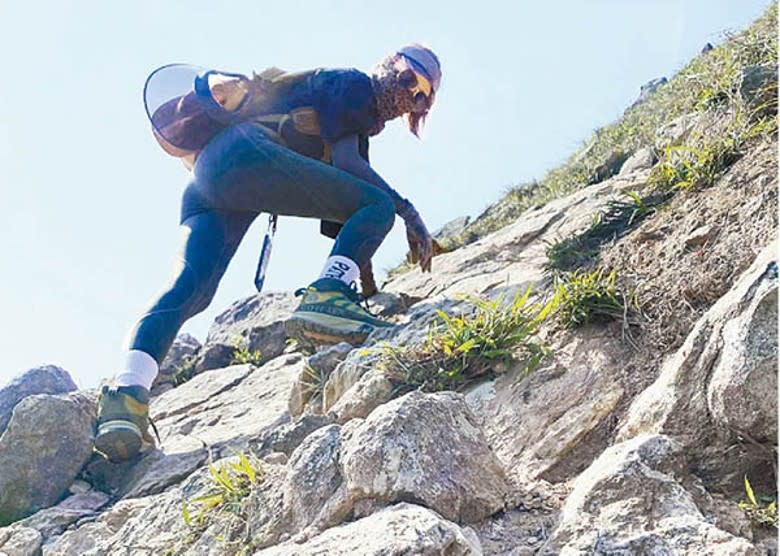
[94,384,154,463]
[285,278,393,346]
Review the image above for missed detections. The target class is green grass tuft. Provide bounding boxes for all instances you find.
[182,452,263,528]
[300,364,328,400]
[739,475,778,529]
[172,354,198,386]
[380,288,554,393]
[230,337,263,366]
[550,268,641,329]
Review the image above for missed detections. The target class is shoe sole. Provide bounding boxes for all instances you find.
[94,421,143,463]
[285,312,378,346]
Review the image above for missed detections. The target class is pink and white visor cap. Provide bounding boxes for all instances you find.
[398,44,442,94]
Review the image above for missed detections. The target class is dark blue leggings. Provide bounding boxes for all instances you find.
[127,123,395,363]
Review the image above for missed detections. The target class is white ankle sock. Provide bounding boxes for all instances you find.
[318,255,359,285]
[114,350,159,390]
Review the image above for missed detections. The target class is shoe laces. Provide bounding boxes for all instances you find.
[349,281,380,316]
[347,281,362,302]
[148,416,161,445]
[295,281,378,316]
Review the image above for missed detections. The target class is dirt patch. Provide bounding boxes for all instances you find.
[473,480,566,556]
[599,135,777,398]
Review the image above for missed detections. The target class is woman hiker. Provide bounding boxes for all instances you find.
[94,44,442,462]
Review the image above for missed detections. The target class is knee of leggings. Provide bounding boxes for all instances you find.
[159,259,216,321]
[186,284,217,320]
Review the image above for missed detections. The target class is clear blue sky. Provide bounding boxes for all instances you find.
[0,1,771,389]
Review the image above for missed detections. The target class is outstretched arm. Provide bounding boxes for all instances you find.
[330,134,433,272]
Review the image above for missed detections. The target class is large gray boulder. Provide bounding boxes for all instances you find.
[465,328,626,483]
[285,391,509,533]
[149,354,302,455]
[257,503,481,555]
[285,424,343,532]
[0,365,77,434]
[707,266,777,441]
[0,526,42,556]
[43,459,291,555]
[3,490,110,545]
[41,490,185,555]
[0,392,96,525]
[546,435,757,555]
[618,242,777,489]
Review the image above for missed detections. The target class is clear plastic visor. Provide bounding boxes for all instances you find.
[143,64,249,153]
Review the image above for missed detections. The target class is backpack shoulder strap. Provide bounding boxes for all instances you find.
[239,68,316,119]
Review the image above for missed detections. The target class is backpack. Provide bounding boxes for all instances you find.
[143,64,316,161]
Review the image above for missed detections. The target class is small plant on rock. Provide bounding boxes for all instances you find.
[551,268,641,330]
[300,364,328,400]
[649,134,743,192]
[381,287,554,393]
[182,452,263,528]
[230,337,263,366]
[167,452,265,554]
[739,476,778,529]
[173,355,198,386]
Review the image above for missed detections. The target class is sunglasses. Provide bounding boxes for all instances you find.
[396,57,436,108]
[408,69,433,99]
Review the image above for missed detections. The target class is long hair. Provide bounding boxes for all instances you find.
[405,93,434,138]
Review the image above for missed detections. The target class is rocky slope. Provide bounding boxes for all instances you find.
[1,8,777,556]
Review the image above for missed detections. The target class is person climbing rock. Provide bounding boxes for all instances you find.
[94,44,442,462]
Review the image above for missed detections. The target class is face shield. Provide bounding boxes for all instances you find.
[143,64,250,155]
